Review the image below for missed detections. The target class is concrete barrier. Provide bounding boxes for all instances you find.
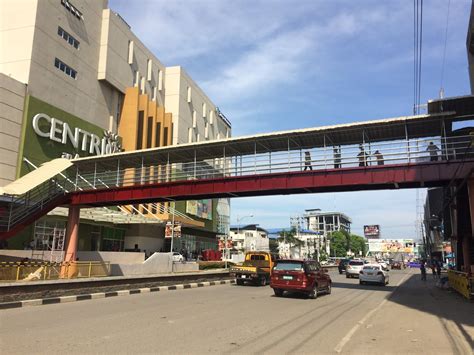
[111,253,172,276]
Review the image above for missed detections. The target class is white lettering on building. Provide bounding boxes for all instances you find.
[32,113,121,157]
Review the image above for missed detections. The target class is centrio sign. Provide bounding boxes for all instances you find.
[32,113,121,156]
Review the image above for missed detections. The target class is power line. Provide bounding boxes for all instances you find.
[439,0,451,98]
[418,0,423,114]
[413,0,424,115]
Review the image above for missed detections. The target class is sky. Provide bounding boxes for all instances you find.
[111,0,472,239]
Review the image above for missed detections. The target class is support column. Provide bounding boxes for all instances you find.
[61,205,80,278]
[466,179,474,274]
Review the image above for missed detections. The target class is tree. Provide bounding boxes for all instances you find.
[349,234,367,257]
[278,228,303,246]
[269,238,279,254]
[329,231,349,257]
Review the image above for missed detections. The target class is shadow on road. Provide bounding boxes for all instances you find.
[331,281,396,292]
[386,274,474,348]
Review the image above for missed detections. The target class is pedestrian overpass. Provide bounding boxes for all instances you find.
[1,96,474,262]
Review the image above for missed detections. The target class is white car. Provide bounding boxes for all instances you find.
[172,252,184,262]
[346,260,365,278]
[359,264,389,286]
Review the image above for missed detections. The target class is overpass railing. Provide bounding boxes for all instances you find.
[70,135,473,190]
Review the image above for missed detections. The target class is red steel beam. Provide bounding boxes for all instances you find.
[70,161,474,207]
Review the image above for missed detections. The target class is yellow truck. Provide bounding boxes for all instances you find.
[230,251,277,286]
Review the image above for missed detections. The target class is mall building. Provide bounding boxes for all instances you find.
[0,0,231,256]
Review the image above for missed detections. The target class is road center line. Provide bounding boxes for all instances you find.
[334,270,414,353]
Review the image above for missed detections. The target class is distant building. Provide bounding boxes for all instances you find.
[228,224,269,261]
[278,230,322,260]
[292,209,352,254]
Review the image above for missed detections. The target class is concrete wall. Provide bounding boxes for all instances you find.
[0,74,26,186]
[98,9,166,108]
[111,252,172,276]
[124,225,165,254]
[0,0,38,84]
[165,66,230,145]
[0,250,144,264]
[77,251,145,264]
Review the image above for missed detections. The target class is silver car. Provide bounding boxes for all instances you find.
[359,264,389,285]
[346,260,365,278]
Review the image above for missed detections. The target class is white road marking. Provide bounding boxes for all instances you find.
[334,269,413,353]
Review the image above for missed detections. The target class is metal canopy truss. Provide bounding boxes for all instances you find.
[72,112,456,171]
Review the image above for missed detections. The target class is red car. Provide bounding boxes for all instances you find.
[270,259,332,299]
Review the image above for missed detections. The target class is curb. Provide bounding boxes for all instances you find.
[0,279,235,310]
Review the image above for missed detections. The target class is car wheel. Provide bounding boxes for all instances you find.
[346,274,350,278]
[339,270,343,274]
[259,276,267,286]
[359,280,364,285]
[308,284,318,299]
[274,288,283,297]
[236,279,244,286]
[326,283,332,295]
[380,277,386,286]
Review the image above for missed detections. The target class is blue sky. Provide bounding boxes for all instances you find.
[111,0,471,238]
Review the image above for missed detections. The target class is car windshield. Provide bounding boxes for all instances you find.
[363,265,380,270]
[274,262,304,271]
[349,261,364,266]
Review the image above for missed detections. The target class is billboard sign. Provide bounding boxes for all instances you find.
[186,200,213,220]
[165,222,181,238]
[368,239,414,253]
[364,225,380,238]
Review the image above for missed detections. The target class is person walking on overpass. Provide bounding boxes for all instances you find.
[357,144,368,167]
[427,142,440,161]
[373,150,384,165]
[304,151,313,171]
[333,146,341,168]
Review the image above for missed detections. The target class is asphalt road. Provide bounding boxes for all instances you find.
[1,269,473,354]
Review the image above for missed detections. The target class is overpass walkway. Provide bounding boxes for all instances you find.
[1,109,473,239]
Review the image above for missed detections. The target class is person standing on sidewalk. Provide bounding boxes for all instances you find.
[436,259,442,278]
[430,261,437,279]
[420,260,427,281]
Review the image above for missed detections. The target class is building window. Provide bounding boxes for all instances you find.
[187,86,192,103]
[163,127,168,146]
[152,86,157,101]
[192,110,197,128]
[54,58,77,79]
[61,0,83,20]
[155,122,161,146]
[146,117,153,148]
[57,26,79,49]
[158,70,163,91]
[133,70,138,87]
[140,76,145,94]
[147,59,152,81]
[188,128,193,143]
[205,122,209,139]
[202,103,207,117]
[170,123,174,145]
[136,111,144,150]
[128,40,134,64]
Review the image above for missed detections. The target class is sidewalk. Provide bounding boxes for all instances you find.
[344,271,474,354]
